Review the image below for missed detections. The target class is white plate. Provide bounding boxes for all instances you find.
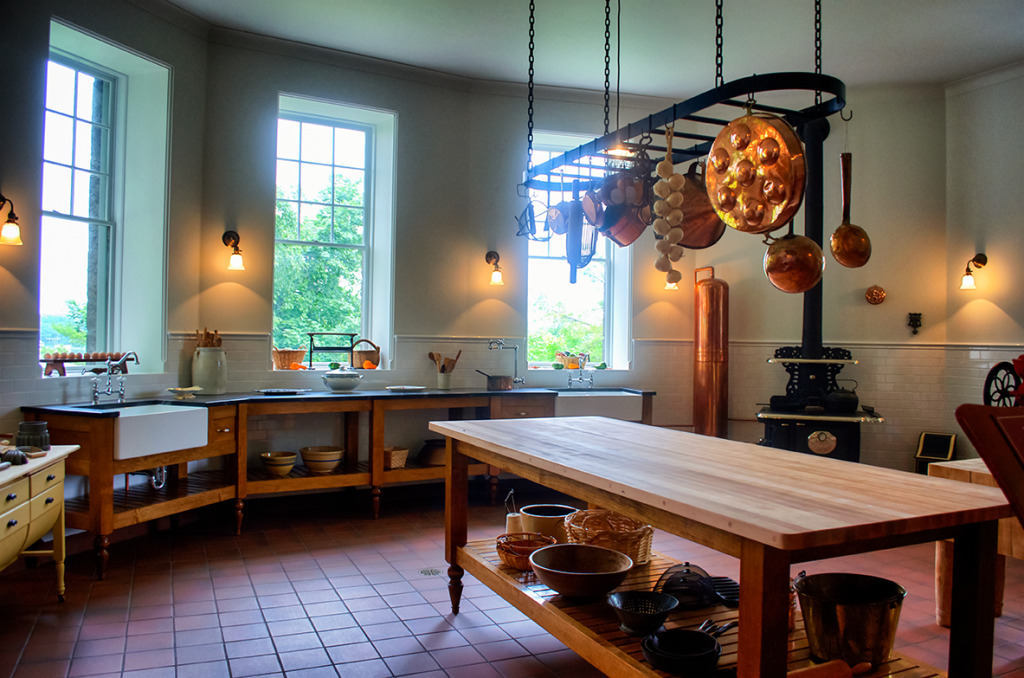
[386,385,425,391]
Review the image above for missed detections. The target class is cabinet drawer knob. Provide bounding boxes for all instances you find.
[217,428,231,433]
[518,412,527,416]
[47,474,56,481]
[7,519,16,528]
[5,493,15,501]
[45,497,55,505]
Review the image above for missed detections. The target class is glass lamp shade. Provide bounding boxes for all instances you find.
[665,281,679,290]
[228,252,245,270]
[0,219,23,246]
[489,268,504,286]
[960,272,976,290]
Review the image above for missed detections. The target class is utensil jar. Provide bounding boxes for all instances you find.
[193,347,227,394]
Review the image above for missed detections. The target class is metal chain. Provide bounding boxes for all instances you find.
[527,0,535,171]
[604,0,611,135]
[715,0,723,87]
[814,0,822,105]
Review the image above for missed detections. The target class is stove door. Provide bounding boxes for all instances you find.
[761,419,860,462]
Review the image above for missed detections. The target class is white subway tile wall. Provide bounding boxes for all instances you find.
[2,329,1020,472]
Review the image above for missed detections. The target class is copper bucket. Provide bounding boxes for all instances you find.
[795,572,906,667]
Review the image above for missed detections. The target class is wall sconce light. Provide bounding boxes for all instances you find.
[485,251,503,286]
[0,192,23,246]
[223,230,244,270]
[959,253,987,290]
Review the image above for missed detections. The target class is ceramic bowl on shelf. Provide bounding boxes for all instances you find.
[322,367,363,392]
[300,446,342,473]
[261,451,296,476]
[529,543,632,598]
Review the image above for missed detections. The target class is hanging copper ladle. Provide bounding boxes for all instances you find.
[830,153,871,268]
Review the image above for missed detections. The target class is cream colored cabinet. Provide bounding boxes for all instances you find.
[0,446,77,601]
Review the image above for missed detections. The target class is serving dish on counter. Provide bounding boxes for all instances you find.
[253,388,312,396]
[322,367,363,392]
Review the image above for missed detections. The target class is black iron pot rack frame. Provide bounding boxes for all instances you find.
[523,72,845,192]
[522,71,850,406]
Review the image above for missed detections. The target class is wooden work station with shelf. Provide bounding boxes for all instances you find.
[24,388,654,578]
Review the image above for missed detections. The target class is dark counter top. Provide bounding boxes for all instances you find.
[22,386,655,417]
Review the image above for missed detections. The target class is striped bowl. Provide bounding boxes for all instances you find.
[261,451,296,477]
[300,446,343,474]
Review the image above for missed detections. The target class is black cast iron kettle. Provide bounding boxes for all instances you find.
[824,379,859,414]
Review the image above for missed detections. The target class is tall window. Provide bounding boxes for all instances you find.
[40,21,171,374]
[527,133,632,369]
[39,59,114,355]
[274,95,396,363]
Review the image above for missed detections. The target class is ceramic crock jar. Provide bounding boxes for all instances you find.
[192,347,227,394]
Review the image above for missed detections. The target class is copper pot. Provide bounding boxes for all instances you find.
[677,163,727,249]
[764,234,825,293]
[705,113,806,234]
[830,153,872,268]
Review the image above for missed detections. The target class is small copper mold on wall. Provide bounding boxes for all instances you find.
[865,285,886,305]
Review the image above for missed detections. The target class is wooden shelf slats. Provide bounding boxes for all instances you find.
[65,471,235,530]
[459,539,944,678]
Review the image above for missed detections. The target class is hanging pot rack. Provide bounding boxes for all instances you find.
[522,71,846,193]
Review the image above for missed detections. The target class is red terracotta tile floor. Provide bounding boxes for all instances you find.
[1,482,1022,677]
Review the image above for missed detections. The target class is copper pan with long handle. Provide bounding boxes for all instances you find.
[678,163,727,249]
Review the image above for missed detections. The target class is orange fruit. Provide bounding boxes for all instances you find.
[363,360,377,369]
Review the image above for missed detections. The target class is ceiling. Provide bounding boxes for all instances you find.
[163,0,1024,100]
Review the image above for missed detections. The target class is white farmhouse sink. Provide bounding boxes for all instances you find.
[552,390,643,421]
[83,404,209,460]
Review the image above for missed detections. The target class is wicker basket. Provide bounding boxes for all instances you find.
[496,532,556,571]
[383,446,408,469]
[564,509,653,566]
[272,348,306,370]
[352,339,381,368]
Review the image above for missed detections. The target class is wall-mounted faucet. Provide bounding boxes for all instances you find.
[488,339,525,388]
[92,352,139,404]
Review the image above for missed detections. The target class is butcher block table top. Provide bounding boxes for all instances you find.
[433,416,1012,678]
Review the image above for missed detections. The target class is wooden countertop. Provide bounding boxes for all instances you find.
[430,416,1012,552]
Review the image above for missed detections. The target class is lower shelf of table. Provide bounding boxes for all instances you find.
[65,470,235,531]
[457,539,944,678]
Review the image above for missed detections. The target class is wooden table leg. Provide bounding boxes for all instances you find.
[94,535,109,581]
[371,401,384,519]
[737,539,791,678]
[445,437,469,614]
[54,501,66,602]
[936,539,1005,626]
[948,520,998,678]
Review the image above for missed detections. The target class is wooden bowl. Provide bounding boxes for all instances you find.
[261,451,296,477]
[299,446,342,474]
[529,543,632,598]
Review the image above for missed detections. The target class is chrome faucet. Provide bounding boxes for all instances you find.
[92,352,139,404]
[567,369,594,390]
[488,339,525,388]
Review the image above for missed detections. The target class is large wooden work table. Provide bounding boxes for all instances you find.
[432,416,1012,678]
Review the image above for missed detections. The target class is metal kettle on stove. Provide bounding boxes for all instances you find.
[824,380,859,414]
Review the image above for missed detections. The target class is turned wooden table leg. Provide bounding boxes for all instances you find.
[94,535,110,581]
[235,499,244,535]
[446,437,469,614]
[489,471,499,507]
[371,487,381,520]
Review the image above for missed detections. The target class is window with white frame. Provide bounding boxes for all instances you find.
[40,21,170,373]
[274,95,395,365]
[527,133,632,369]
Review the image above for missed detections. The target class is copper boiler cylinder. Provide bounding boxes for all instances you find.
[694,267,729,438]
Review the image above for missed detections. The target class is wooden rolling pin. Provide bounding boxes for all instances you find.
[787,660,872,678]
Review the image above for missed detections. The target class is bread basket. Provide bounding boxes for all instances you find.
[495,532,556,570]
[272,348,306,370]
[564,509,653,566]
[383,446,408,469]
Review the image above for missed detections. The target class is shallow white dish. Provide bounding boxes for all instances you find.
[167,387,203,400]
[386,385,425,391]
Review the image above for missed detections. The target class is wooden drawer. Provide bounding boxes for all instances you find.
[1,477,30,512]
[0,520,28,571]
[30,460,64,497]
[209,416,237,444]
[26,483,62,545]
[491,395,556,420]
[1,502,30,541]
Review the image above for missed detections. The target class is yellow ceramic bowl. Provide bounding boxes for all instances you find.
[261,451,296,477]
[300,446,343,474]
